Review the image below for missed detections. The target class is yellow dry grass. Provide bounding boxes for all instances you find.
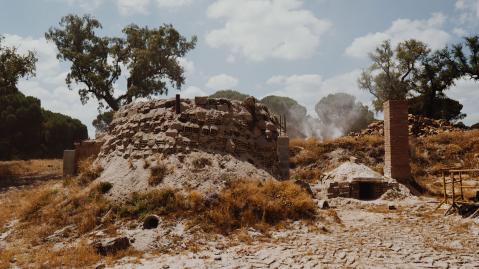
[291,130,479,196]
[0,159,62,177]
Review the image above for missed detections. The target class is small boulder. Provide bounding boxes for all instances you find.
[93,237,130,256]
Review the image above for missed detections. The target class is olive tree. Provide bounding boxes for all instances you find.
[46,14,197,111]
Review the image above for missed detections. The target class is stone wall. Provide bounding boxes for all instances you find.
[383,100,411,184]
[98,96,283,177]
[327,178,398,200]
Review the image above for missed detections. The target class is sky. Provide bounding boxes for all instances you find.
[1,0,479,137]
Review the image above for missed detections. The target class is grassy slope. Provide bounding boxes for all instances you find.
[290,130,479,195]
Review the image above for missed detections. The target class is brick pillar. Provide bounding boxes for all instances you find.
[277,135,290,180]
[383,100,411,184]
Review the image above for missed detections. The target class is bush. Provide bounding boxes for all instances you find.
[148,162,169,186]
[192,157,212,169]
[116,179,316,234]
[99,182,113,194]
[206,179,316,232]
[78,158,104,186]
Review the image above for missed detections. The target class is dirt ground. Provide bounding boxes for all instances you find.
[106,196,479,269]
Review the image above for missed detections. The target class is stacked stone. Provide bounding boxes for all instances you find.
[349,114,467,138]
[98,96,282,175]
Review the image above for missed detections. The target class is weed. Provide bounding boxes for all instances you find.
[192,157,212,169]
[148,162,169,186]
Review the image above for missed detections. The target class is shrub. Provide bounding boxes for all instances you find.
[78,159,104,186]
[148,162,168,186]
[99,182,113,194]
[116,188,180,218]
[192,156,212,169]
[205,179,316,233]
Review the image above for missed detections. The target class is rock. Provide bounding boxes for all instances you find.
[143,215,160,229]
[93,237,131,256]
[195,96,208,106]
[388,205,397,210]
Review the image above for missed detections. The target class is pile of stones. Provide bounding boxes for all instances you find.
[349,114,467,138]
[98,96,282,175]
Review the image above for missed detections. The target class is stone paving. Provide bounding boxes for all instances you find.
[111,198,479,269]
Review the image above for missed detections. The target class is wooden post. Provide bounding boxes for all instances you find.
[452,172,456,206]
[443,170,447,204]
[459,172,464,201]
[175,94,181,114]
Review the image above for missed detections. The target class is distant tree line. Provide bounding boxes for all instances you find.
[209,90,374,138]
[0,36,87,160]
[359,36,479,122]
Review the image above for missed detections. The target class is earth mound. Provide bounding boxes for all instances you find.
[349,114,467,138]
[95,96,283,200]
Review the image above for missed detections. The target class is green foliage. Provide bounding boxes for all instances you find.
[92,111,114,134]
[46,14,197,111]
[0,91,88,160]
[0,34,88,160]
[409,95,465,122]
[315,93,375,134]
[260,95,309,137]
[42,109,88,158]
[0,92,44,159]
[98,182,113,194]
[0,36,37,95]
[116,189,179,218]
[452,35,479,80]
[209,90,250,101]
[358,40,430,112]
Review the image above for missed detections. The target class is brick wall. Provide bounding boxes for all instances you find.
[383,100,411,184]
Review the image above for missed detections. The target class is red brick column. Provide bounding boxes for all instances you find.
[384,100,411,184]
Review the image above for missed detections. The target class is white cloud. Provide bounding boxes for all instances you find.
[448,78,479,125]
[59,0,192,15]
[177,57,195,78]
[180,86,207,98]
[455,0,479,24]
[61,0,105,10]
[346,13,450,58]
[3,34,99,137]
[205,74,239,90]
[117,0,151,15]
[265,70,373,115]
[205,0,332,61]
[156,0,192,7]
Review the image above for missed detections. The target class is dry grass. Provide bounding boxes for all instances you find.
[191,156,212,169]
[0,249,14,269]
[148,162,169,186]
[78,158,104,186]
[206,179,316,233]
[0,159,62,177]
[14,240,101,268]
[291,130,479,195]
[116,179,316,234]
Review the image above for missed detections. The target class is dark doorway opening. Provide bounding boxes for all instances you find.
[358,182,378,200]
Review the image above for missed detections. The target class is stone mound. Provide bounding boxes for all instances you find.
[349,114,467,138]
[95,97,283,200]
[322,162,383,183]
